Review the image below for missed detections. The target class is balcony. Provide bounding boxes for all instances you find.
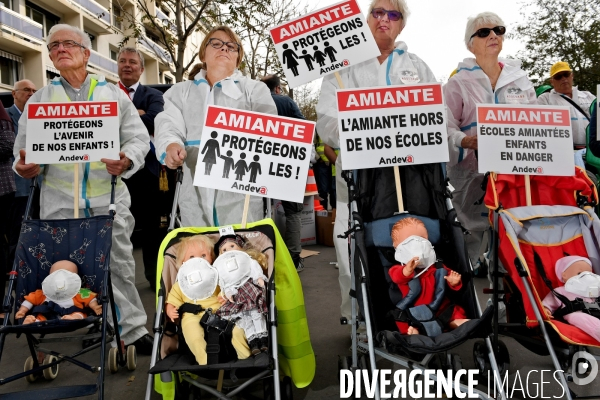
[156,8,176,34]
[138,35,172,64]
[88,49,118,76]
[0,6,43,52]
[70,0,112,33]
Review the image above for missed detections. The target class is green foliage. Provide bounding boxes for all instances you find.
[512,0,600,93]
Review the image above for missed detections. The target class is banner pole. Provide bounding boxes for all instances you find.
[393,165,404,213]
[241,194,251,228]
[74,164,79,218]
[334,71,344,90]
[524,174,532,206]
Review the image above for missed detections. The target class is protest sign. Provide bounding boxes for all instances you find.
[193,106,315,203]
[597,85,599,138]
[25,101,120,164]
[476,104,574,176]
[336,83,449,170]
[269,0,379,88]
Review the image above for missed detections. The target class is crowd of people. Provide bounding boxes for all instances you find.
[0,0,597,359]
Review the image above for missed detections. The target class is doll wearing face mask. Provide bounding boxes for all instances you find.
[389,217,469,335]
[15,260,102,324]
[542,256,600,343]
[214,234,269,355]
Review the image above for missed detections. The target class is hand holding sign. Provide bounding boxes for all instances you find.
[101,151,131,176]
[15,149,41,179]
[165,143,187,169]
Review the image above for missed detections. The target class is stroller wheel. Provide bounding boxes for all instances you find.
[23,356,38,383]
[338,355,350,374]
[281,376,294,400]
[108,347,119,373]
[263,376,275,400]
[42,355,59,380]
[126,345,137,371]
[473,340,510,377]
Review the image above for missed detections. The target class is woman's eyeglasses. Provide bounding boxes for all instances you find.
[552,71,572,80]
[207,38,240,53]
[370,8,403,21]
[470,26,506,39]
[47,40,85,52]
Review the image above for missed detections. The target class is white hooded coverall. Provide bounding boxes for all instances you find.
[445,58,536,263]
[316,41,437,319]
[537,88,596,148]
[154,70,277,228]
[13,75,150,344]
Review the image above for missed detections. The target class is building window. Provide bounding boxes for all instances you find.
[25,1,59,37]
[165,76,172,85]
[0,0,12,10]
[85,31,97,51]
[0,57,18,86]
[110,49,118,61]
[112,6,122,30]
[46,70,59,81]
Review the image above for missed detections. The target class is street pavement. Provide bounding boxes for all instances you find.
[0,243,598,399]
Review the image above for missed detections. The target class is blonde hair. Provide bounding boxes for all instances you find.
[175,235,216,268]
[367,0,410,28]
[243,245,268,274]
[198,25,244,68]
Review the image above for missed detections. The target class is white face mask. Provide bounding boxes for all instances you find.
[42,269,81,302]
[213,250,252,290]
[564,271,600,298]
[394,235,437,269]
[177,258,218,301]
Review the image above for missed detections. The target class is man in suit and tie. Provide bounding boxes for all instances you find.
[117,47,166,290]
[7,79,38,263]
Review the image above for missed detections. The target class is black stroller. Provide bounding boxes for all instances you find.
[338,164,507,400]
[0,178,135,399]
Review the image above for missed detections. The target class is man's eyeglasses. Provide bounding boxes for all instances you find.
[207,38,240,53]
[47,40,85,52]
[370,8,403,21]
[552,71,572,80]
[15,88,36,94]
[470,26,506,39]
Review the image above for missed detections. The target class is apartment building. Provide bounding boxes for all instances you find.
[0,0,205,92]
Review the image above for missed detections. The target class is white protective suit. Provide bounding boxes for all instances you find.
[316,41,437,319]
[537,88,596,147]
[13,74,150,345]
[154,69,277,227]
[444,58,536,263]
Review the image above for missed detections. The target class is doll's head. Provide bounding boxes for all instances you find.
[555,256,593,283]
[391,217,428,248]
[49,260,78,274]
[215,234,268,273]
[215,234,246,255]
[175,235,215,268]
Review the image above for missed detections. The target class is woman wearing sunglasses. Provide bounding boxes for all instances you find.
[316,0,437,323]
[444,12,536,277]
[155,26,277,227]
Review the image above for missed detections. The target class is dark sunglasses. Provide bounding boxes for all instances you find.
[470,26,506,39]
[370,8,403,21]
[552,71,572,80]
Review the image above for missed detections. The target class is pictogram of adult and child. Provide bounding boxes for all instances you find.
[201,131,262,183]
[281,42,338,76]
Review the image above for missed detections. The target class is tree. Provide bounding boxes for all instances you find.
[292,83,319,122]
[512,0,600,92]
[118,0,270,82]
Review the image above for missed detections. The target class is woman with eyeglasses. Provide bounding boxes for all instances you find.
[444,12,536,271]
[316,0,437,323]
[155,26,276,227]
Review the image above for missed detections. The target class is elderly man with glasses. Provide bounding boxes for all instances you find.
[537,61,596,149]
[12,24,154,354]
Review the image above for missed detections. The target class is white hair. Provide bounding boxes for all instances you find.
[367,0,410,28]
[47,24,92,49]
[464,12,505,50]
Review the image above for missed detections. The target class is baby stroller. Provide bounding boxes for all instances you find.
[146,171,315,400]
[484,168,600,400]
[0,177,135,399]
[339,164,506,400]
